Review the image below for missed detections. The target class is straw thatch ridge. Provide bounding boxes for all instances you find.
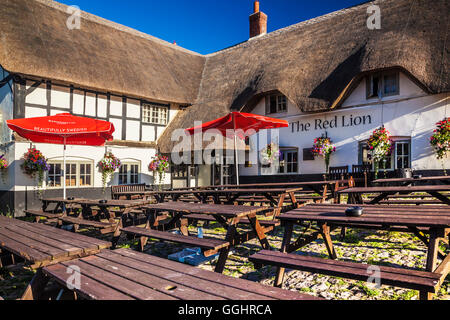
[158,0,449,153]
[0,0,206,104]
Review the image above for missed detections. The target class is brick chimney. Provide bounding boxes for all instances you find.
[249,1,267,38]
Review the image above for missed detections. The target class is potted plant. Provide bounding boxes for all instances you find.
[21,147,50,194]
[149,154,170,190]
[367,126,394,179]
[430,117,450,175]
[260,143,281,168]
[312,137,336,174]
[97,152,121,192]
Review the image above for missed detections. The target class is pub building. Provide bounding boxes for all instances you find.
[0,0,448,216]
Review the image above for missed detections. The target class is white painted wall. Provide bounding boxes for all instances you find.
[241,72,450,175]
[9,79,181,192]
[12,141,166,191]
[23,80,176,143]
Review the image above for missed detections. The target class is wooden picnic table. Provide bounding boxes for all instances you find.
[199,180,346,200]
[339,185,450,205]
[274,203,450,299]
[41,197,85,213]
[135,202,276,273]
[147,187,303,208]
[35,248,320,300]
[0,215,111,269]
[0,215,111,300]
[75,199,152,220]
[373,176,450,186]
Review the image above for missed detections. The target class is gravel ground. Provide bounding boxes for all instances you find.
[1,220,449,300]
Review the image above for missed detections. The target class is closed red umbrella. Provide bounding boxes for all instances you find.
[185,112,289,185]
[7,113,115,198]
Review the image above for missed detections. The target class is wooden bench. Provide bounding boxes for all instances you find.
[369,200,444,205]
[58,216,117,234]
[185,213,281,229]
[111,184,147,200]
[249,250,442,300]
[25,210,63,223]
[120,226,229,257]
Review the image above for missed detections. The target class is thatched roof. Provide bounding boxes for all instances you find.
[1,0,448,154]
[159,0,449,153]
[0,0,205,104]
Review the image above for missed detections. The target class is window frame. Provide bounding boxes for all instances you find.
[278,148,299,174]
[366,71,399,99]
[359,139,411,171]
[47,161,94,188]
[119,162,141,185]
[266,94,288,115]
[142,103,169,125]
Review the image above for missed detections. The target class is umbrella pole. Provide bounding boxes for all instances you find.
[63,138,66,200]
[233,114,240,185]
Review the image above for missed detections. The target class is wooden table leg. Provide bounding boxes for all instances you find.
[214,218,239,274]
[21,269,50,300]
[320,223,337,259]
[274,222,294,288]
[420,228,441,300]
[428,191,450,205]
[247,213,270,250]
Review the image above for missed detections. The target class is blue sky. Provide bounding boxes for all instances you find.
[59,0,367,54]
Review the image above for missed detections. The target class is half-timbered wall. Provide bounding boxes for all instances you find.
[22,78,179,142]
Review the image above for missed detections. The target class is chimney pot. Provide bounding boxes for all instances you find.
[254,1,260,13]
[249,1,267,38]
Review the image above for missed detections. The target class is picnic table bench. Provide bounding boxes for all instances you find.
[340,185,450,205]
[111,184,152,200]
[373,176,450,186]
[121,202,276,273]
[250,250,442,295]
[249,204,450,300]
[36,248,320,300]
[121,226,230,258]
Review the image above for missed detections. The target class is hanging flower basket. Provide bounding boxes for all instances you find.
[149,154,170,189]
[97,152,121,191]
[430,117,450,175]
[21,147,50,192]
[0,155,8,184]
[260,143,280,167]
[367,127,394,179]
[312,137,336,173]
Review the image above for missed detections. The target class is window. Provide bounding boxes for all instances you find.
[173,165,188,179]
[48,163,62,187]
[359,139,411,170]
[396,141,411,169]
[367,71,399,99]
[142,103,168,125]
[278,149,298,174]
[79,163,92,186]
[119,163,140,185]
[47,161,93,188]
[266,94,287,114]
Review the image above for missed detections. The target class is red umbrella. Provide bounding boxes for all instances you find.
[185,112,289,185]
[7,113,115,198]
